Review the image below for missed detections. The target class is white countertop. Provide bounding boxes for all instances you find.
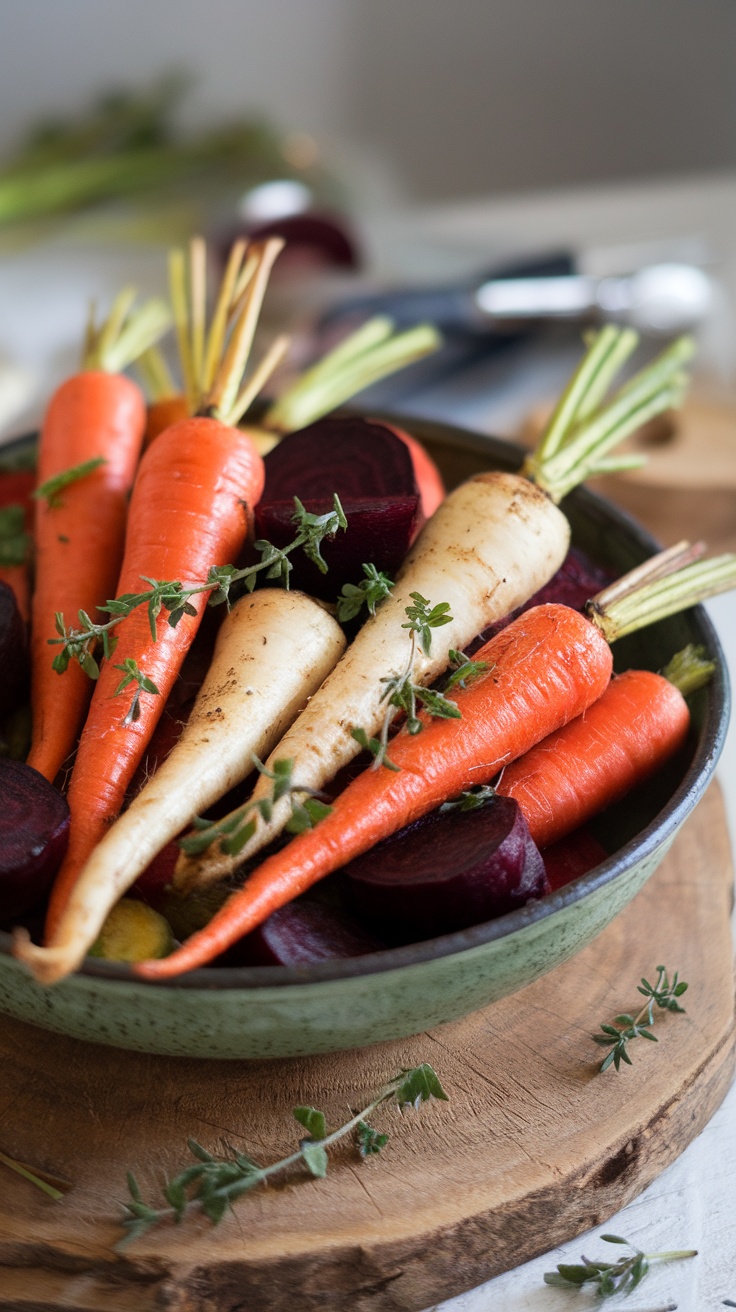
[1,170,734,1310]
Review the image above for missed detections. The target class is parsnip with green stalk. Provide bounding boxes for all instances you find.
[15,589,345,982]
[175,327,693,892]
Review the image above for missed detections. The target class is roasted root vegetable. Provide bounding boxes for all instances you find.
[22,589,344,980]
[27,290,170,783]
[0,760,69,922]
[175,326,694,894]
[345,793,548,937]
[30,239,284,949]
[175,470,571,891]
[88,898,173,963]
[234,899,385,967]
[498,645,713,848]
[135,544,736,979]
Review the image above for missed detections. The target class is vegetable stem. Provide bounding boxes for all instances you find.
[589,551,736,643]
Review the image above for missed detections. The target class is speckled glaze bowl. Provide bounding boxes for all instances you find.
[0,419,729,1058]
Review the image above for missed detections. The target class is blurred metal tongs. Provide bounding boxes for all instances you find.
[322,256,713,337]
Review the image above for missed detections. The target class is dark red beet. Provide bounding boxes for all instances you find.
[0,759,70,921]
[0,580,28,719]
[345,795,549,938]
[226,899,385,967]
[256,495,419,598]
[256,418,421,597]
[542,829,608,892]
[472,548,614,649]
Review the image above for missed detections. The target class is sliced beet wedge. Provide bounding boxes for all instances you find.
[542,829,608,892]
[227,899,385,967]
[0,759,70,922]
[256,417,421,598]
[345,794,549,939]
[255,494,419,598]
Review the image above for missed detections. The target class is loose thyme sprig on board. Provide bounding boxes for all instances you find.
[179,755,333,858]
[50,494,347,680]
[544,1232,697,1298]
[593,965,688,1072]
[120,1063,448,1243]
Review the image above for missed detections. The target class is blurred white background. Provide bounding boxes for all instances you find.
[1,0,735,203]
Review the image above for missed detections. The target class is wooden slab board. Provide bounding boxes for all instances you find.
[0,783,734,1312]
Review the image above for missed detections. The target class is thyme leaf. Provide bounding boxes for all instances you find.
[119,1062,448,1244]
[178,756,333,857]
[33,456,107,508]
[593,965,688,1072]
[443,648,489,691]
[544,1233,697,1298]
[113,657,160,726]
[336,563,394,623]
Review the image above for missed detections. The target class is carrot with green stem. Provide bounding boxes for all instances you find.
[497,643,715,849]
[20,239,288,951]
[128,544,736,980]
[174,327,694,894]
[27,289,170,782]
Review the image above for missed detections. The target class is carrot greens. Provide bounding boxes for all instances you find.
[0,504,30,566]
[120,1062,448,1243]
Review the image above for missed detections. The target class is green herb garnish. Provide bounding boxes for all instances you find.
[113,658,161,725]
[336,563,394,623]
[179,756,332,857]
[593,965,688,1072]
[50,494,347,678]
[544,1232,697,1297]
[33,456,107,509]
[120,1062,448,1243]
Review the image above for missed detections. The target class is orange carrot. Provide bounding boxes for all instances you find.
[26,291,170,783]
[34,238,283,944]
[135,603,613,977]
[43,416,264,938]
[498,668,692,849]
[144,394,188,447]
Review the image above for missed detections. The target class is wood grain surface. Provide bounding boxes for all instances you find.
[0,784,733,1312]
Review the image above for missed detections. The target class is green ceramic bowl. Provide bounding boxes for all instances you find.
[0,419,729,1058]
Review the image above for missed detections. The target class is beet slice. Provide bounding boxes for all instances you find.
[227,899,385,967]
[255,494,419,598]
[542,829,608,892]
[345,795,549,938]
[0,580,28,719]
[256,417,421,598]
[0,759,70,921]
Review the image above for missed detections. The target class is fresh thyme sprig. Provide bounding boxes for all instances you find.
[351,595,457,771]
[544,1233,697,1297]
[32,456,107,509]
[50,494,347,678]
[336,563,394,623]
[442,648,488,691]
[120,1062,448,1243]
[593,965,688,1072]
[114,658,160,726]
[179,755,333,857]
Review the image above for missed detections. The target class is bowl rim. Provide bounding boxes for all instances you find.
[1,418,730,990]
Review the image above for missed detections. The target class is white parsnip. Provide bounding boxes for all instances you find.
[19,589,345,984]
[175,471,570,890]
